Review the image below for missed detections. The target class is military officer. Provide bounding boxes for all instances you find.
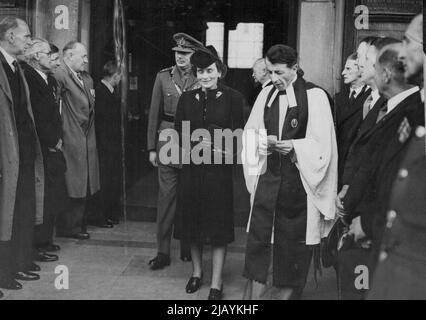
[147,33,205,270]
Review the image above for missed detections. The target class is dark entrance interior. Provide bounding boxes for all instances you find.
[90,0,299,225]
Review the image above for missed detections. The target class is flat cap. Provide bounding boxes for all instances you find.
[172,33,204,53]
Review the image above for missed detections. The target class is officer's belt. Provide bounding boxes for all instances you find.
[162,113,175,123]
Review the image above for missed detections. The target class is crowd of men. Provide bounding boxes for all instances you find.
[0,17,122,298]
[0,12,424,300]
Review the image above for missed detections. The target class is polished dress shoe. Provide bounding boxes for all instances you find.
[180,253,192,262]
[15,271,40,281]
[57,232,90,240]
[98,222,114,228]
[0,278,22,290]
[28,262,41,272]
[88,219,114,228]
[208,286,223,300]
[185,275,203,294]
[148,253,170,270]
[35,252,58,262]
[107,218,120,225]
[39,243,61,252]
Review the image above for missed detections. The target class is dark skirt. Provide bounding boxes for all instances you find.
[174,163,234,246]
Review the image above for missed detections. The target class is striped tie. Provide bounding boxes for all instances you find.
[362,94,373,119]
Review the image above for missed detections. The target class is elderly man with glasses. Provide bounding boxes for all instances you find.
[22,38,68,264]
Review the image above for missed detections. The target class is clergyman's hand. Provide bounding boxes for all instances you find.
[274,140,294,155]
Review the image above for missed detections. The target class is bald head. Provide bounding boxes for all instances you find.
[63,41,88,72]
[400,14,424,86]
[375,43,412,98]
[252,58,270,85]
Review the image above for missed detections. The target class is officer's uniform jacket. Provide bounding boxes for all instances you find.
[147,66,200,159]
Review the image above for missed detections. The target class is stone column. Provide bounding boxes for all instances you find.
[297,0,345,96]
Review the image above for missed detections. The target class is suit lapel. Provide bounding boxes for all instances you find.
[340,88,371,124]
[16,63,36,124]
[353,96,386,144]
[81,76,94,107]
[363,92,420,142]
[65,64,86,91]
[26,65,51,95]
[0,53,13,104]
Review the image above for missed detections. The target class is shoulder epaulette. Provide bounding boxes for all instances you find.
[159,66,173,73]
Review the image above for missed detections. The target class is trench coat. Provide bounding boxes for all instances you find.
[0,56,45,241]
[54,64,100,198]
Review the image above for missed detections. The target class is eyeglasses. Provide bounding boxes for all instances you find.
[38,51,52,56]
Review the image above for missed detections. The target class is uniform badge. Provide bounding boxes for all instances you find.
[195,93,200,101]
[397,117,411,143]
[291,119,298,128]
[216,91,223,99]
[90,89,96,98]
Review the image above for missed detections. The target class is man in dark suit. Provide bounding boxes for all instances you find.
[336,41,424,300]
[23,38,66,260]
[0,17,45,294]
[337,37,400,213]
[93,61,122,226]
[334,37,399,300]
[368,13,425,300]
[334,52,371,187]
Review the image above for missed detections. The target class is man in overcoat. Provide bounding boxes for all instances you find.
[23,38,66,261]
[54,41,100,240]
[0,17,45,293]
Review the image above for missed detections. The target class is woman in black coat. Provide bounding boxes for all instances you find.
[173,47,244,300]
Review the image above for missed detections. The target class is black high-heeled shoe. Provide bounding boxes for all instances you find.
[185,274,203,294]
[208,286,223,300]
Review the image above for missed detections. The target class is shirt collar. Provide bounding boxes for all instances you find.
[370,89,381,109]
[0,45,17,71]
[34,68,48,84]
[262,78,272,88]
[101,79,114,93]
[387,86,420,114]
[65,62,83,83]
[350,85,364,98]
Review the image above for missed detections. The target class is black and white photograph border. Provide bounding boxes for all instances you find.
[0,0,424,303]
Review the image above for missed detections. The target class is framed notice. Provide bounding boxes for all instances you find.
[357,0,423,22]
[0,0,16,8]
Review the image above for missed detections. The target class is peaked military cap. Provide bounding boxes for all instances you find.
[172,33,205,53]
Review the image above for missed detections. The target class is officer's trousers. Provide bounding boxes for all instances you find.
[157,164,189,256]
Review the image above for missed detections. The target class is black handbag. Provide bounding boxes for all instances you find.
[321,219,351,268]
